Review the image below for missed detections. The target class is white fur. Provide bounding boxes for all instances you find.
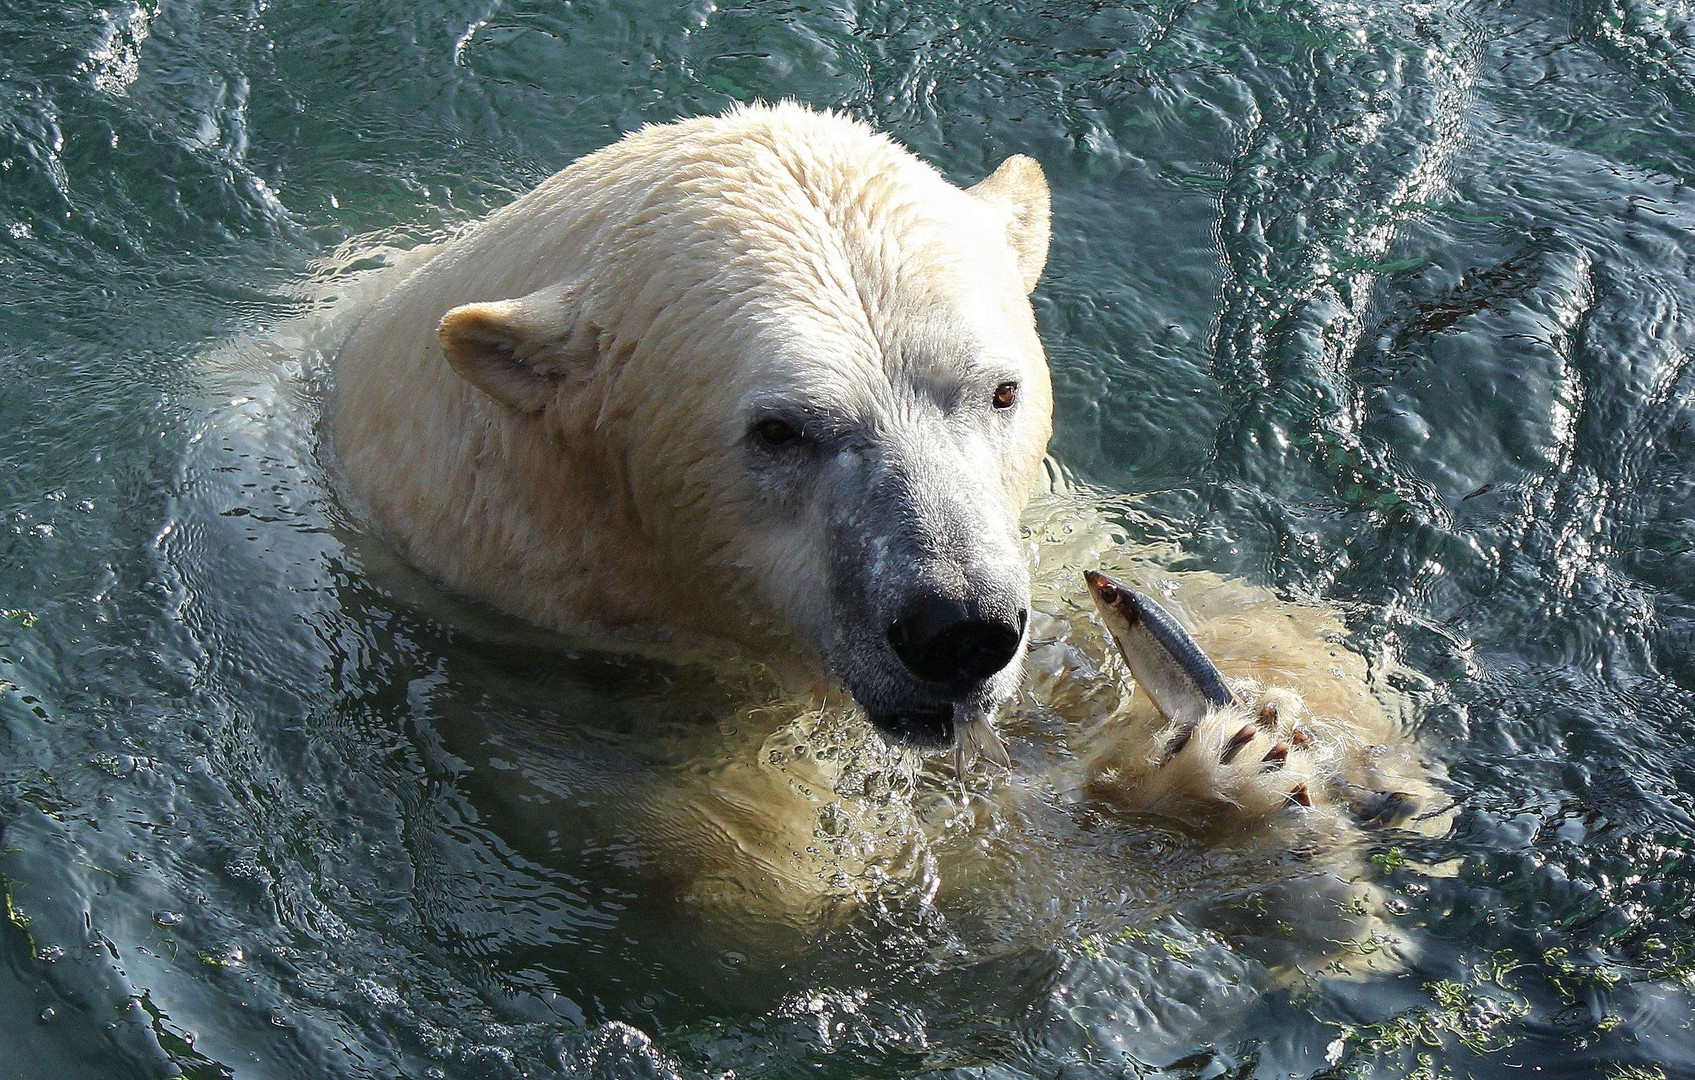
[333,104,1052,681]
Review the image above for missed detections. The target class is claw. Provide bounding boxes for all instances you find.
[1288,725,1312,750]
[1161,722,1197,763]
[1261,743,1289,770]
[1286,783,1313,808]
[1329,779,1421,827]
[1353,788,1419,827]
[1220,723,1258,763]
[1257,701,1279,729]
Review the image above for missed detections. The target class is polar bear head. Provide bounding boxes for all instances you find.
[433,106,1051,747]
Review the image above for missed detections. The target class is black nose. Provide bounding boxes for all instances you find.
[887,594,1026,684]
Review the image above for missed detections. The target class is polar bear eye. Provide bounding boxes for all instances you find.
[752,418,800,448]
[992,381,1019,410]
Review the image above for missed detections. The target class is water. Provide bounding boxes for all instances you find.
[4,0,1695,1076]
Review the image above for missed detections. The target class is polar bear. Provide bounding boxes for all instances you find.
[329,105,1440,911]
[333,103,1053,749]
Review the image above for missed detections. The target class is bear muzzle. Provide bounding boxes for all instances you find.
[850,594,1028,748]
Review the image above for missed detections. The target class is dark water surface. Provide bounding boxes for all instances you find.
[5,0,1695,1076]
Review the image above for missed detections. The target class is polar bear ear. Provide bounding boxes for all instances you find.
[438,281,597,413]
[969,155,1051,294]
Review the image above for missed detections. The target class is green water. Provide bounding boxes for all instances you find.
[5,0,1695,1076]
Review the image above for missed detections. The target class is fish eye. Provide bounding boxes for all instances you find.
[1096,581,1120,605]
[992,381,1019,410]
[752,418,800,448]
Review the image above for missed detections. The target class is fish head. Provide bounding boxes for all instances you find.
[1083,569,1150,658]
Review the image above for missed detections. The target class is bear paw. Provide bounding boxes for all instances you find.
[1085,688,1419,832]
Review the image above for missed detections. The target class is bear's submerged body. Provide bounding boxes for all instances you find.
[614,485,1443,941]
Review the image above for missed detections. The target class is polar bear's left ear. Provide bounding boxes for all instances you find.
[969,155,1050,294]
[438,280,598,414]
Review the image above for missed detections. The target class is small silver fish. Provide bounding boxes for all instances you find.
[1083,569,1237,731]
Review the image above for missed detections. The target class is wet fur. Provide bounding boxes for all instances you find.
[329,104,1053,743]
